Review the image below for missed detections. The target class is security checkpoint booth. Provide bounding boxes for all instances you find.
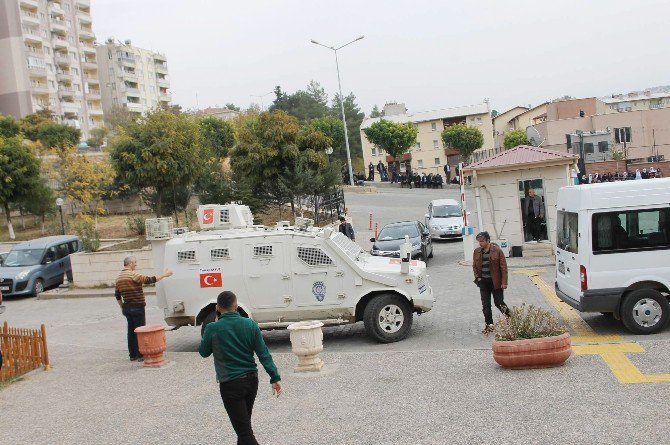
[462,145,579,257]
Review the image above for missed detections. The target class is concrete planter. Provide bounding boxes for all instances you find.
[287,321,324,372]
[134,324,168,367]
[492,332,571,369]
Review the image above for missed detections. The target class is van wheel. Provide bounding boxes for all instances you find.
[621,289,670,334]
[200,311,217,337]
[33,279,44,297]
[364,294,413,343]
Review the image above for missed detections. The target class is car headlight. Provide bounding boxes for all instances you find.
[16,270,30,280]
[371,249,379,254]
[411,243,421,250]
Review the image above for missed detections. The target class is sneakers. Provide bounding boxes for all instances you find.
[481,324,495,335]
[129,356,144,362]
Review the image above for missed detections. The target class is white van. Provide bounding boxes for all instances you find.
[555,178,670,334]
[425,199,465,240]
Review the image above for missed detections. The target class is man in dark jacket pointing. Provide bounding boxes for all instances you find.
[200,291,282,445]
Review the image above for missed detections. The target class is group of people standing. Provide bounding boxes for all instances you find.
[575,167,663,184]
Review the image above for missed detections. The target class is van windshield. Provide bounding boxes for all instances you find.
[3,249,43,267]
[556,211,578,254]
[432,205,462,218]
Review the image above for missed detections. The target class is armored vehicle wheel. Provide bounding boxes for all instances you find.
[621,289,670,334]
[364,294,413,343]
[200,310,217,337]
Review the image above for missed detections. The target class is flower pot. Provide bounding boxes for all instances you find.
[492,332,571,369]
[134,324,168,367]
[287,321,324,372]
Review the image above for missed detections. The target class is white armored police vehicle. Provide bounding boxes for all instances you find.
[146,203,434,343]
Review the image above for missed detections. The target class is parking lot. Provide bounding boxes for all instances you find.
[3,186,670,444]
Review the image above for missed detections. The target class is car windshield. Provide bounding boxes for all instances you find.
[378,224,419,241]
[433,205,462,218]
[3,249,43,267]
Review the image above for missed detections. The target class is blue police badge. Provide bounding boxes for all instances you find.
[312,281,326,302]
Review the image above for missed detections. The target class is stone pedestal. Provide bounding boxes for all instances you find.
[287,321,324,372]
[134,324,168,368]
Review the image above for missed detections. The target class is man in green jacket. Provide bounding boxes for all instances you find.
[199,291,282,445]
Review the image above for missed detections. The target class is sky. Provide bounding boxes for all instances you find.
[92,0,670,116]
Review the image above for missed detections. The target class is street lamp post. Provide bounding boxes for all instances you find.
[56,197,65,235]
[310,35,364,186]
[250,91,274,111]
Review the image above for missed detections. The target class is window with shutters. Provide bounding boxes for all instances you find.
[219,209,230,223]
[566,134,572,149]
[177,250,196,262]
[598,141,609,152]
[210,248,230,260]
[253,245,273,257]
[614,127,631,143]
[297,247,333,267]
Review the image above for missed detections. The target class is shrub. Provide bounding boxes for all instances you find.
[73,214,100,252]
[494,304,566,341]
[125,215,146,236]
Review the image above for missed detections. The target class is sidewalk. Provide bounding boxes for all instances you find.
[3,342,670,444]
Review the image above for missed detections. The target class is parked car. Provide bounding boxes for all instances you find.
[425,198,466,240]
[0,235,81,298]
[370,221,433,262]
[555,178,670,334]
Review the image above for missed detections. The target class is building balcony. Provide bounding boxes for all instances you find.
[80,43,96,54]
[20,0,39,8]
[81,60,97,70]
[24,46,44,55]
[76,0,91,7]
[60,101,80,113]
[125,102,143,113]
[56,71,73,81]
[58,88,75,98]
[86,91,101,100]
[84,76,99,85]
[88,107,104,115]
[21,11,40,26]
[50,20,68,34]
[156,78,170,88]
[121,57,136,67]
[76,10,92,24]
[154,63,168,74]
[153,53,167,62]
[28,65,47,76]
[125,87,140,96]
[50,5,65,17]
[78,28,95,40]
[22,30,43,44]
[650,103,665,110]
[159,93,171,102]
[31,84,50,94]
[122,71,138,81]
[52,37,69,49]
[54,53,70,66]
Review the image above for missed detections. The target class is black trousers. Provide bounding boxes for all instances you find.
[121,306,145,359]
[527,216,542,241]
[479,278,510,325]
[219,373,260,445]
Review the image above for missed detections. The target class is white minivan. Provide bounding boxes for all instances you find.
[555,178,670,334]
[425,199,465,240]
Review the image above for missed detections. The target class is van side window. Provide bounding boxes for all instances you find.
[44,246,57,263]
[592,208,670,253]
[556,211,578,253]
[56,243,69,259]
[68,240,79,254]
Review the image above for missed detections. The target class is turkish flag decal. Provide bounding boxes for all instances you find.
[199,267,223,288]
[202,208,214,225]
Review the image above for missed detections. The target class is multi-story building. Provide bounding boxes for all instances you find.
[0,0,103,139]
[96,39,171,117]
[195,107,240,121]
[600,88,670,114]
[360,102,493,175]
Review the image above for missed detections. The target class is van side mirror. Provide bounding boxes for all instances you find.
[369,237,376,242]
[424,213,430,220]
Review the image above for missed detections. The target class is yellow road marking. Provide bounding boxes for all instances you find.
[573,343,670,384]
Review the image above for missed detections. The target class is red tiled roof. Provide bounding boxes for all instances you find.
[465,145,577,170]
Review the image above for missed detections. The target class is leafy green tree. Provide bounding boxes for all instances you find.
[0,114,21,138]
[270,81,330,122]
[308,116,345,159]
[225,103,241,112]
[199,116,236,158]
[109,110,202,217]
[105,105,137,133]
[86,127,109,149]
[0,136,41,239]
[491,109,499,118]
[441,124,484,160]
[503,129,529,149]
[369,105,383,118]
[363,119,418,167]
[19,111,53,141]
[21,179,55,235]
[331,93,365,164]
[37,122,81,149]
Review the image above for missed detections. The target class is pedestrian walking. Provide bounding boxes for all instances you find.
[523,189,545,242]
[115,255,173,361]
[339,216,355,241]
[472,232,510,334]
[444,163,451,183]
[368,162,375,181]
[200,291,282,445]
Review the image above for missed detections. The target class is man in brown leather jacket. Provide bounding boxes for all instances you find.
[473,231,510,334]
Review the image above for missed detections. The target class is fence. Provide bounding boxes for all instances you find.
[0,322,50,381]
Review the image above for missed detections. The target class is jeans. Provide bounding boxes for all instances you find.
[122,306,145,359]
[479,278,510,325]
[219,373,260,445]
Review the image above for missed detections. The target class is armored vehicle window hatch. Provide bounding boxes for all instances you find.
[177,250,196,262]
[253,245,273,257]
[297,246,333,267]
[210,248,230,260]
[219,209,230,223]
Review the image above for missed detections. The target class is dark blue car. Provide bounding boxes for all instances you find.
[0,235,81,297]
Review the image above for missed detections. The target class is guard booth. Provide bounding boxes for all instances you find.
[462,145,579,257]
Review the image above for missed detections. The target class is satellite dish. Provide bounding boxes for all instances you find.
[526,126,544,147]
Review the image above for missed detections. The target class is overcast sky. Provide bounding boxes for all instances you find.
[92,0,670,116]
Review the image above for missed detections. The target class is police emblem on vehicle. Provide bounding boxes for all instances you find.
[312,281,326,302]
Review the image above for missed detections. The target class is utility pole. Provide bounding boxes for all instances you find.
[577,131,586,176]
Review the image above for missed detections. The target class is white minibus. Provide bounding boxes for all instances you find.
[555,178,670,334]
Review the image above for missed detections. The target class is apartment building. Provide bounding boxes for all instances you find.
[600,88,670,114]
[195,107,240,121]
[360,102,493,174]
[96,40,171,117]
[0,0,103,139]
